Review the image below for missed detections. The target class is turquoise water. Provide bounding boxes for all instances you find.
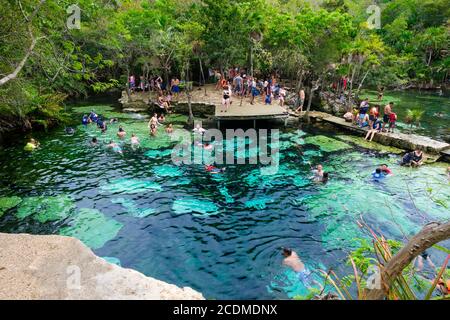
[360,90,450,141]
[0,104,449,299]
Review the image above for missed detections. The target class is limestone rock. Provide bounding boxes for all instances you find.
[0,233,204,300]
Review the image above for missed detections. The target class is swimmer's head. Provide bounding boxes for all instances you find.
[132,133,136,137]
[389,102,394,105]
[376,168,381,174]
[92,137,97,143]
[323,172,329,180]
[317,164,323,171]
[281,247,292,257]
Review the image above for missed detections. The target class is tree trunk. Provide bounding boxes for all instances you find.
[0,34,38,86]
[366,221,450,300]
[347,64,357,110]
[186,63,194,126]
[199,56,207,96]
[125,68,131,100]
[355,68,371,98]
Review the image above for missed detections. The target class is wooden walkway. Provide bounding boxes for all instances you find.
[302,111,450,157]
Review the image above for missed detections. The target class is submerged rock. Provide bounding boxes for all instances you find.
[15,195,75,223]
[303,135,351,153]
[336,135,404,154]
[59,208,123,250]
[111,198,157,218]
[0,196,22,217]
[172,198,219,217]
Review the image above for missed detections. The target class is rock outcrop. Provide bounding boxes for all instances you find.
[0,233,204,300]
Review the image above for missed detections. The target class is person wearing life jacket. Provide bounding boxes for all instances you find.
[24,138,39,151]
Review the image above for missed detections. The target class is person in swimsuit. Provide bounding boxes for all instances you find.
[117,126,126,139]
[107,140,122,154]
[379,164,392,175]
[281,248,312,286]
[414,250,436,272]
[365,119,383,142]
[91,137,98,146]
[383,102,394,132]
[311,164,324,182]
[130,133,140,146]
[165,123,173,134]
[388,112,397,133]
[401,149,423,167]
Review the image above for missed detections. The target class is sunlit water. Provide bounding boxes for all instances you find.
[0,103,449,299]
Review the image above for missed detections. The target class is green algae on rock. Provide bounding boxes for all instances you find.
[304,135,352,152]
[59,208,123,249]
[172,198,220,217]
[336,135,404,154]
[0,196,22,217]
[15,195,75,223]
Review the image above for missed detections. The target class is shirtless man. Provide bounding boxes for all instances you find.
[383,102,394,132]
[295,89,306,113]
[282,248,311,286]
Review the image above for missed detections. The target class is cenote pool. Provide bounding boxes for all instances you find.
[0,103,449,299]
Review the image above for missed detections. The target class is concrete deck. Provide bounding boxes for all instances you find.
[301,111,450,157]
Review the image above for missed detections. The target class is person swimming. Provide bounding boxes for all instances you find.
[110,118,118,124]
[204,164,226,174]
[117,126,126,138]
[82,114,89,125]
[193,124,206,135]
[107,140,122,154]
[281,247,312,287]
[91,137,98,146]
[89,110,98,123]
[311,164,324,182]
[165,123,173,134]
[372,168,386,181]
[379,164,392,175]
[24,138,39,151]
[65,127,75,135]
[130,133,140,146]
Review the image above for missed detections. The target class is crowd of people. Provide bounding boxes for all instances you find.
[343,99,397,142]
[213,67,306,113]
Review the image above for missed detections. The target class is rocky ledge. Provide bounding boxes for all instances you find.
[0,233,204,300]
